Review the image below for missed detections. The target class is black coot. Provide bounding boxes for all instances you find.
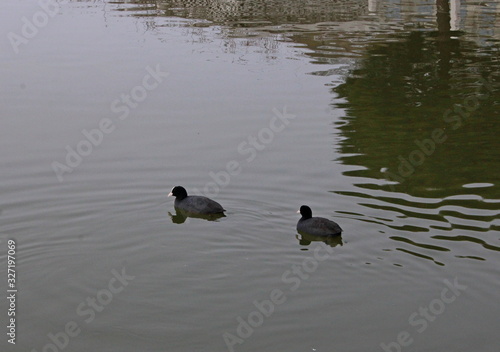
[296,205,342,236]
[168,186,225,215]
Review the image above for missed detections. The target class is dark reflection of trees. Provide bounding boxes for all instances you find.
[321,1,500,201]
[328,3,500,254]
[333,29,500,200]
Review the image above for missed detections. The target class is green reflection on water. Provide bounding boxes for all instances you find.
[334,30,500,199]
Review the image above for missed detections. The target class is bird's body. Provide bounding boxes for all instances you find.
[169,186,225,215]
[174,195,225,214]
[297,205,342,236]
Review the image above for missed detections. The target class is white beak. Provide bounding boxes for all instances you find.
[168,192,173,197]
[296,210,301,214]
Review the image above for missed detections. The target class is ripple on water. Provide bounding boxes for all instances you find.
[333,186,500,266]
[462,183,495,189]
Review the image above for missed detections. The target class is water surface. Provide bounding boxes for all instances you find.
[1,0,499,351]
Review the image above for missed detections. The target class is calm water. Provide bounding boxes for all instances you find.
[1,0,499,351]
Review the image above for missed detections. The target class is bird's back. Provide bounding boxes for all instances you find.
[175,195,225,214]
[297,216,342,236]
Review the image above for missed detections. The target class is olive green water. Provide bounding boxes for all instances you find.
[1,0,499,351]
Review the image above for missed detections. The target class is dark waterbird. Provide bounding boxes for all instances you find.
[296,205,342,237]
[168,186,225,215]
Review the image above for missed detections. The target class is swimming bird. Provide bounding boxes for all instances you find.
[168,186,225,215]
[296,205,342,236]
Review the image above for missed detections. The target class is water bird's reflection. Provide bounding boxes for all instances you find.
[296,231,343,248]
[168,208,226,224]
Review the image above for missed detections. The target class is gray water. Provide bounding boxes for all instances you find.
[1,0,499,351]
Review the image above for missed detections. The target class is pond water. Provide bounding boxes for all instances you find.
[1,0,499,351]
